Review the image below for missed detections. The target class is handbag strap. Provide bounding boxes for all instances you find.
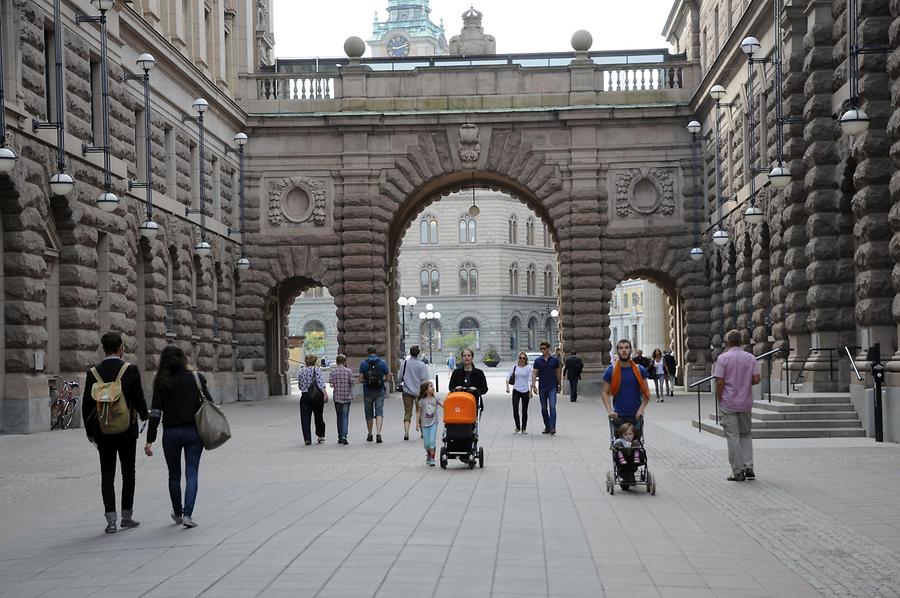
[400,359,408,392]
[191,371,208,404]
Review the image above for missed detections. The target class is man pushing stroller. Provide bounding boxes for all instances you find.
[602,339,651,483]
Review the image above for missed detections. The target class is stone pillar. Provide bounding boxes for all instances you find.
[721,244,738,334]
[801,0,855,392]
[884,0,900,394]
[641,283,667,353]
[735,231,754,349]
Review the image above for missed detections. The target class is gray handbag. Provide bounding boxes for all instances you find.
[192,371,231,450]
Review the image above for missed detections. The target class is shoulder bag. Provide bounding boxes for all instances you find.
[508,365,516,386]
[192,371,231,450]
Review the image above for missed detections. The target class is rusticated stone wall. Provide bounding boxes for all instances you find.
[888,0,900,381]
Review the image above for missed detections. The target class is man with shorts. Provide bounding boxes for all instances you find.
[531,341,562,435]
[399,345,429,441]
[358,346,391,443]
[714,329,761,481]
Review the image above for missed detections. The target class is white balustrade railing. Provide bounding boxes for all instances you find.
[601,64,684,91]
[256,74,337,100]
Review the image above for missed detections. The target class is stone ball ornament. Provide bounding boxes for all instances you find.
[571,30,593,52]
[344,36,366,59]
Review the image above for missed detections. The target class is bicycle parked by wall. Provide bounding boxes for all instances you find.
[50,379,80,430]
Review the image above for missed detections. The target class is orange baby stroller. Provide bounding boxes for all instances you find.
[439,388,484,469]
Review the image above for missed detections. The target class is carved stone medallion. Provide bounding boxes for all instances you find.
[614,168,675,217]
[457,124,481,165]
[268,177,328,226]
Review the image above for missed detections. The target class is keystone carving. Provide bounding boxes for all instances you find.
[268,176,328,226]
[614,168,675,217]
[457,124,481,165]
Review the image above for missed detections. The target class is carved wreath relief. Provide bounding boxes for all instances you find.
[614,168,675,217]
[268,177,328,226]
[457,124,481,164]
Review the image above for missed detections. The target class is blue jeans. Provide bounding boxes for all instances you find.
[334,401,350,439]
[363,391,385,421]
[162,425,203,517]
[539,386,558,431]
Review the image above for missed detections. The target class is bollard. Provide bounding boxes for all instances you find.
[867,344,884,443]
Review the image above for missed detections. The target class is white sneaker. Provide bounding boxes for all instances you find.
[171,512,183,525]
[182,515,198,528]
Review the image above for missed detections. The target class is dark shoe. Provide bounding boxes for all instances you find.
[104,512,117,534]
[171,512,183,525]
[304,440,312,446]
[376,434,383,443]
[550,429,556,435]
[317,437,325,444]
[182,515,198,528]
[366,434,373,442]
[542,429,550,435]
[727,472,746,482]
[404,434,409,441]
[743,468,755,480]
[343,438,349,445]
[570,398,577,402]
[120,510,140,529]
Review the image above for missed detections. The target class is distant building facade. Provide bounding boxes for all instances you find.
[608,280,672,355]
[368,0,448,57]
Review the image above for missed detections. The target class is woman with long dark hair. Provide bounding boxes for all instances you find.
[651,348,665,402]
[448,348,489,399]
[144,346,211,528]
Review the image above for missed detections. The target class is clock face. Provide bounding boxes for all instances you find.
[387,35,410,57]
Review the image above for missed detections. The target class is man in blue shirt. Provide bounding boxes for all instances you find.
[358,346,392,443]
[601,339,650,430]
[530,341,562,435]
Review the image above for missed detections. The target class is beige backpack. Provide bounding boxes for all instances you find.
[90,362,133,435]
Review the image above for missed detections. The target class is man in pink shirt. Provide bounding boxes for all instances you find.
[712,330,761,481]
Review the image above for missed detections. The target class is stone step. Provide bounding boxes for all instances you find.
[767,393,852,405]
[706,413,862,429]
[752,400,855,413]
[751,408,861,421]
[692,419,867,438]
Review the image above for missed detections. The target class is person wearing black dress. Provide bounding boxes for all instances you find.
[448,348,489,408]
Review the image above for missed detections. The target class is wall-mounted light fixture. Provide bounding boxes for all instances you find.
[708,85,729,246]
[32,0,74,196]
[839,0,889,136]
[233,132,250,271]
[183,98,211,257]
[468,172,480,217]
[124,53,158,239]
[739,36,769,227]
[77,0,117,211]
[686,119,704,261]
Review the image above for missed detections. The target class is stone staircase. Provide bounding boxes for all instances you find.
[692,392,866,438]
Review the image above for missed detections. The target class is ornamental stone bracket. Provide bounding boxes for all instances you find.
[457,123,481,166]
[267,176,329,227]
[613,167,676,218]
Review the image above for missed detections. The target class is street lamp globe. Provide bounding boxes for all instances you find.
[426,303,433,311]
[136,53,156,72]
[237,257,251,271]
[49,172,75,196]
[712,228,729,246]
[434,312,441,320]
[192,97,209,114]
[426,311,434,320]
[91,0,115,12]
[0,146,17,173]
[740,36,761,57]
[690,247,704,261]
[139,219,159,240]
[709,84,726,102]
[768,164,791,188]
[97,191,119,212]
[234,132,248,147]
[194,239,212,256]
[550,309,559,318]
[839,107,869,136]
[407,296,417,306]
[419,312,427,321]
[743,205,764,225]
[686,120,701,134]
[398,296,408,307]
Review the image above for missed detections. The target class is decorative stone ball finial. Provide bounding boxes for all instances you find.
[571,30,593,52]
[344,36,366,59]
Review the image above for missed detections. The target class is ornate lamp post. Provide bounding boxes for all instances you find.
[709,84,729,247]
[183,98,211,257]
[124,53,158,238]
[233,132,250,270]
[839,0,889,136]
[418,303,441,364]
[397,295,417,356]
[686,119,704,260]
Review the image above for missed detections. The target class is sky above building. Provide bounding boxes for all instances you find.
[272,0,674,58]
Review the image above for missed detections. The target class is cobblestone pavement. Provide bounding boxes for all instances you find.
[0,371,898,598]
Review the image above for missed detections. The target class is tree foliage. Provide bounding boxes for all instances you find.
[304,330,326,355]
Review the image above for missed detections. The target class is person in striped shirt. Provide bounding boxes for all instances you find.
[328,354,354,445]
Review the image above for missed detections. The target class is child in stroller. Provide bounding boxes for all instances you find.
[605,415,656,495]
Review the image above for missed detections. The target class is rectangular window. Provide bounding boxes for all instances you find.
[135,109,147,183]
[624,294,629,308]
[224,23,234,86]
[203,8,212,66]
[90,60,102,144]
[182,0,192,53]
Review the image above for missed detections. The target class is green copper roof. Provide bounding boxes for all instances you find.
[372,0,444,40]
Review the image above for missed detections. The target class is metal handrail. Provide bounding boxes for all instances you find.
[787,346,837,392]
[845,345,863,382]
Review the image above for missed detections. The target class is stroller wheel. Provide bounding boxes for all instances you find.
[478,447,484,468]
[468,455,476,469]
[439,448,448,469]
[646,471,652,493]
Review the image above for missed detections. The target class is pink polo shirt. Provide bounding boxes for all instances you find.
[712,347,760,411]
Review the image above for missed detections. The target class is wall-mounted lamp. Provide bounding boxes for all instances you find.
[183,98,211,257]
[839,0,888,136]
[686,119,704,260]
[32,0,75,196]
[125,53,158,239]
[233,131,250,271]
[708,85,729,246]
[78,0,117,211]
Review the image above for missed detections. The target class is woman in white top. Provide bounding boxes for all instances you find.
[505,352,534,433]
[651,348,665,402]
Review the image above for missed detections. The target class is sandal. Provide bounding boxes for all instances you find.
[727,472,746,482]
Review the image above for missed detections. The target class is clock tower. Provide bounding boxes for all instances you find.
[369,0,449,58]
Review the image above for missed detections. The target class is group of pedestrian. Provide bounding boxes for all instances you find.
[82,332,212,533]
[627,347,677,401]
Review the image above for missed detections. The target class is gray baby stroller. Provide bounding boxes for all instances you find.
[605,415,656,495]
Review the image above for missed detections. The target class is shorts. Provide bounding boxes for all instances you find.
[363,391,385,421]
[422,423,437,450]
[402,393,418,422]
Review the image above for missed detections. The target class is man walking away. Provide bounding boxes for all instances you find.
[714,330,761,481]
[531,341,562,435]
[663,349,677,396]
[400,345,429,441]
[563,351,584,402]
[82,331,148,534]
[359,346,391,443]
[329,354,354,445]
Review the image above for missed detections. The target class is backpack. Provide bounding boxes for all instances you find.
[365,360,384,389]
[90,362,133,435]
[307,368,324,402]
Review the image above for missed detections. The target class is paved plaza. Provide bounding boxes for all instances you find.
[1,371,899,598]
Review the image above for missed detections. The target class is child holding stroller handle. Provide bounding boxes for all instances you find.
[613,422,642,465]
[416,381,443,466]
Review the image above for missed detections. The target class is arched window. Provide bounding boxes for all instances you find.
[508,216,517,244]
[526,264,536,296]
[459,215,476,243]
[420,264,440,296]
[420,216,438,244]
[527,317,538,350]
[458,263,478,295]
[526,218,535,246]
[543,266,553,297]
[543,224,551,248]
[545,317,554,344]
[509,264,519,295]
[509,316,520,352]
[459,317,481,349]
